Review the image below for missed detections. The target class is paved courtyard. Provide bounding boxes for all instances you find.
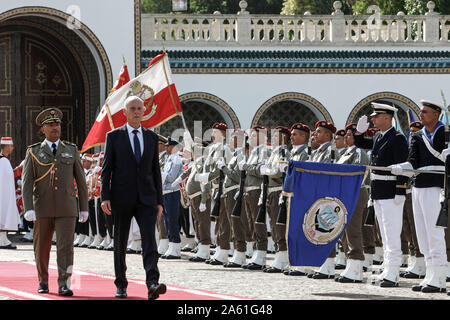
[1,232,449,301]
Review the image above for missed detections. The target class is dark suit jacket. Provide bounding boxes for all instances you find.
[355,127,408,199]
[101,124,163,208]
[408,126,445,188]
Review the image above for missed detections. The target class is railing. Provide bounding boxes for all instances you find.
[141,1,450,47]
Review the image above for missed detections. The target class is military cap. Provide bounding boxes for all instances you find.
[410,121,424,129]
[211,122,228,131]
[335,129,345,137]
[290,123,311,134]
[345,123,357,133]
[99,151,105,159]
[0,137,13,145]
[274,126,291,136]
[370,103,397,117]
[35,108,63,126]
[315,120,336,134]
[82,153,93,161]
[165,136,181,147]
[420,100,445,113]
[251,125,268,133]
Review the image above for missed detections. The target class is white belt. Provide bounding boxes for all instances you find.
[212,183,219,189]
[417,165,445,172]
[268,186,283,194]
[188,191,202,200]
[370,173,396,181]
[244,186,260,193]
[163,189,179,195]
[224,185,239,195]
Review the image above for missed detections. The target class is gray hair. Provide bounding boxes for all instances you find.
[124,95,144,109]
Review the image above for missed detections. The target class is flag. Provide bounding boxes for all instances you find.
[283,161,366,267]
[81,52,182,152]
[81,61,131,152]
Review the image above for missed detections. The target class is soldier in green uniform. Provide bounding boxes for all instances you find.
[22,108,88,296]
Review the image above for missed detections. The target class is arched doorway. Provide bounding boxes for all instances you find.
[347,92,421,136]
[0,8,112,166]
[157,92,240,142]
[252,92,333,139]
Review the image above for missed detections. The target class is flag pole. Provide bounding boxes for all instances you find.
[161,47,189,132]
[104,99,115,130]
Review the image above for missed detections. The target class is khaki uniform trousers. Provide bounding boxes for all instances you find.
[214,195,232,250]
[226,190,251,252]
[266,191,287,252]
[401,192,423,257]
[244,189,267,251]
[189,196,211,245]
[34,216,76,287]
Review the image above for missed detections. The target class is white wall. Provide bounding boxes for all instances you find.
[1,0,136,82]
[173,72,450,130]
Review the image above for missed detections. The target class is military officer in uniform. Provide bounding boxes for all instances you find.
[334,129,347,158]
[391,100,448,293]
[22,108,89,296]
[354,102,409,288]
[334,123,370,283]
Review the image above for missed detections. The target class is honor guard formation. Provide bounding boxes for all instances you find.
[2,99,450,297]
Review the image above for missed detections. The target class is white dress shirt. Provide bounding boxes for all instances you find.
[45,139,60,153]
[126,123,144,156]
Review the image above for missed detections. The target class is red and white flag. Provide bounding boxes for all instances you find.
[81,52,182,152]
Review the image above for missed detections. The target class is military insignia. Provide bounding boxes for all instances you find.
[303,197,347,245]
[39,152,46,159]
[126,80,158,121]
[62,153,73,158]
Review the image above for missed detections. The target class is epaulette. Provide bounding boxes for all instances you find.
[63,141,78,148]
[27,142,41,150]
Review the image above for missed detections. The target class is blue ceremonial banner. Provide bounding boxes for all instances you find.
[283,161,366,267]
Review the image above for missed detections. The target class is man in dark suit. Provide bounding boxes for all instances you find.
[101,96,166,300]
[354,102,409,288]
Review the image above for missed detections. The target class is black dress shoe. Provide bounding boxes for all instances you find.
[164,255,181,260]
[311,272,334,279]
[335,264,346,270]
[0,244,17,250]
[335,276,362,283]
[244,262,265,270]
[402,271,424,279]
[115,287,127,298]
[373,260,383,265]
[189,256,206,262]
[223,262,242,268]
[58,285,73,296]
[263,267,282,273]
[20,238,33,243]
[421,285,446,293]
[38,283,49,294]
[412,284,423,292]
[148,283,167,300]
[288,269,308,276]
[209,259,224,266]
[379,279,398,287]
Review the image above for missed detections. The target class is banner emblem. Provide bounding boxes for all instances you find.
[303,197,347,245]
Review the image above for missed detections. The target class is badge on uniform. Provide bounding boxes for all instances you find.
[62,153,73,158]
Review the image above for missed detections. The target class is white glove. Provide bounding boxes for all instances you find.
[440,188,445,203]
[195,173,209,183]
[199,202,206,212]
[238,160,246,171]
[279,163,288,173]
[441,148,450,162]
[171,176,182,187]
[24,210,36,222]
[390,164,403,176]
[217,158,226,170]
[79,211,89,223]
[394,195,405,206]
[389,162,414,177]
[356,115,369,133]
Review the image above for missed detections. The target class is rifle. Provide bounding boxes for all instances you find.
[436,90,449,228]
[276,147,288,225]
[210,170,224,219]
[231,150,247,218]
[364,199,375,226]
[255,174,268,225]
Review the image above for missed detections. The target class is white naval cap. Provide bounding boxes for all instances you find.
[370,102,398,117]
[420,100,445,112]
[0,137,13,145]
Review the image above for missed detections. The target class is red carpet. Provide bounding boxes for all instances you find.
[0,262,248,300]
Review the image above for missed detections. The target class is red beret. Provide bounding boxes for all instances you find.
[315,121,336,134]
[365,127,380,137]
[409,121,424,129]
[212,122,228,131]
[274,126,291,136]
[290,123,311,133]
[345,123,357,132]
[335,129,345,137]
[251,125,268,133]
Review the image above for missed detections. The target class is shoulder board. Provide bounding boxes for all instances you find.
[28,142,41,149]
[62,140,77,147]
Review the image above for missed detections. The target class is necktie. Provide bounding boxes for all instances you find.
[133,130,141,165]
[52,143,57,156]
